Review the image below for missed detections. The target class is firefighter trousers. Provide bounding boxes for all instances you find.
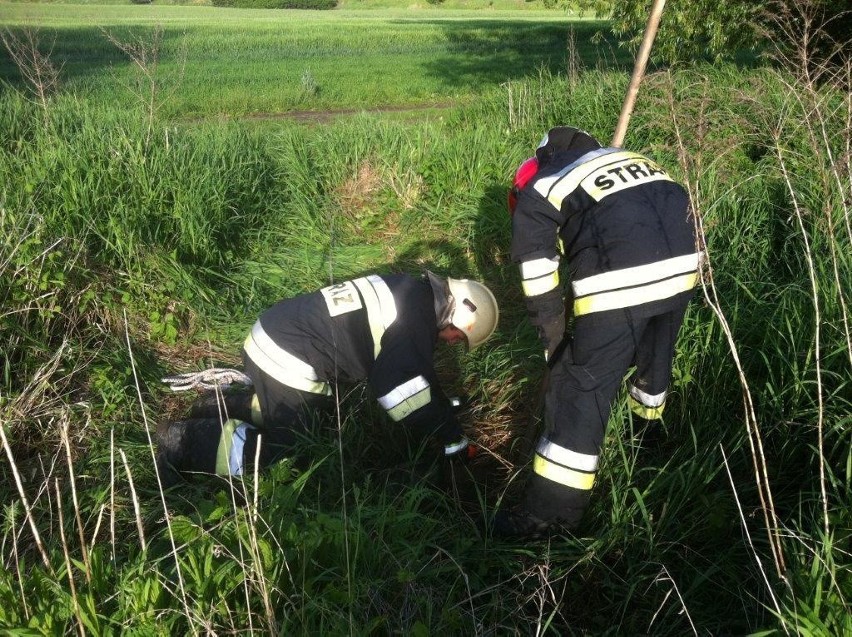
[231,355,336,471]
[523,299,690,525]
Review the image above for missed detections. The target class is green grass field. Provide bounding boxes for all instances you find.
[1,3,850,635]
[0,3,619,118]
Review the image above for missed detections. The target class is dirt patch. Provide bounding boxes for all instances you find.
[183,102,458,126]
[254,102,456,123]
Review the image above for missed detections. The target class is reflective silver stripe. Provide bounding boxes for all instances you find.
[573,253,702,298]
[444,436,469,456]
[243,321,331,395]
[352,275,398,359]
[533,148,617,205]
[573,272,698,315]
[215,419,253,476]
[629,384,667,408]
[229,421,253,476]
[521,256,560,279]
[536,437,599,472]
[378,375,432,422]
[535,149,673,208]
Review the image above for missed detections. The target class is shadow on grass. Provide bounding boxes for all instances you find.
[408,18,632,89]
[0,19,629,104]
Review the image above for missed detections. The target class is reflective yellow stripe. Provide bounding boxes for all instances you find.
[522,270,560,297]
[215,419,237,476]
[379,376,432,421]
[352,276,398,359]
[386,386,431,421]
[243,322,332,395]
[574,272,698,315]
[628,395,665,420]
[533,455,596,490]
[250,393,263,426]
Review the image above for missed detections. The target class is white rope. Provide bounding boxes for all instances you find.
[161,368,253,392]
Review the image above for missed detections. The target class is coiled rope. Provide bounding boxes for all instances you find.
[161,368,253,392]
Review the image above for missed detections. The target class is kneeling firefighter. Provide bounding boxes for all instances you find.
[156,271,499,487]
[497,126,702,537]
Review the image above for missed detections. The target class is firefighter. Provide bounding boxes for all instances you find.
[496,126,702,537]
[156,271,499,487]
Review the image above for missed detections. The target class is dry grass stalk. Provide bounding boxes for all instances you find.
[110,428,116,563]
[247,442,277,633]
[0,343,70,572]
[0,27,61,125]
[119,449,146,552]
[61,417,91,584]
[123,310,195,627]
[720,445,789,634]
[649,565,698,636]
[774,146,829,538]
[662,72,787,578]
[764,0,852,555]
[0,425,51,570]
[331,378,357,631]
[54,478,86,637]
[101,24,186,149]
[88,502,107,554]
[10,504,32,621]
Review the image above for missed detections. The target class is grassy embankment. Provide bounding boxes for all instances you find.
[1,4,850,634]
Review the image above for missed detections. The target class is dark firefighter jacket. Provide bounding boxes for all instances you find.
[511,146,701,338]
[242,273,465,449]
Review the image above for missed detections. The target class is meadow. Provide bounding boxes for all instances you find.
[0,3,619,118]
[0,2,850,635]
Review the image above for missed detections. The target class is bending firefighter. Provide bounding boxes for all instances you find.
[497,126,702,537]
[156,272,499,487]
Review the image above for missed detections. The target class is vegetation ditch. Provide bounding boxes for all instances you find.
[0,4,849,634]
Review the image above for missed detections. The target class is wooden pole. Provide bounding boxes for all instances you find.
[611,0,667,147]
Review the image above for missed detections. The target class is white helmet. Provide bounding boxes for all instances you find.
[447,278,499,350]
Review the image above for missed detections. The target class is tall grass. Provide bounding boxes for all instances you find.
[1,5,850,634]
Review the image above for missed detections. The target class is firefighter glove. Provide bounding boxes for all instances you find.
[444,435,470,460]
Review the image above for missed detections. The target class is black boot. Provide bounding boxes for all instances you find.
[188,391,256,424]
[155,419,223,488]
[491,506,560,539]
[491,474,588,539]
[630,415,664,451]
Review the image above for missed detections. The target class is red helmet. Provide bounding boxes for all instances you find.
[508,156,539,214]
